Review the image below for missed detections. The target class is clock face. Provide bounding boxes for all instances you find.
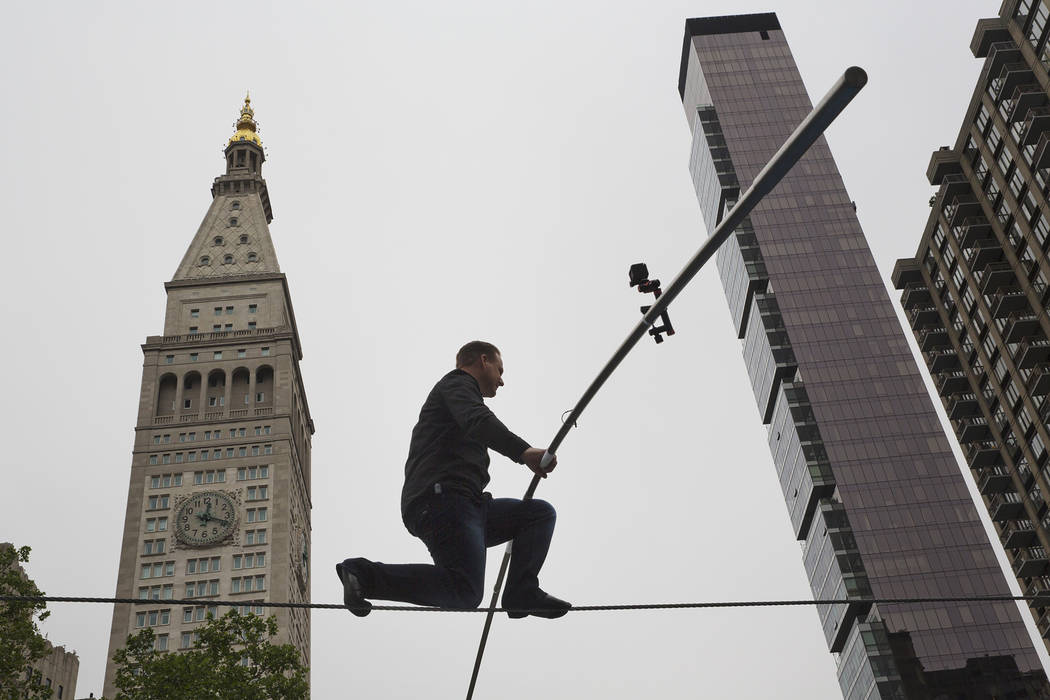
[175,491,238,547]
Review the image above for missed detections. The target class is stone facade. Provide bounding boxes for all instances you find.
[102,97,314,698]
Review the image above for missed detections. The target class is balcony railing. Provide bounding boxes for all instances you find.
[963,238,1003,270]
[977,466,1013,494]
[928,350,960,372]
[956,216,993,248]
[902,285,932,309]
[957,417,991,443]
[948,394,981,420]
[969,443,1004,470]
[990,288,1030,318]
[908,306,940,331]
[1004,312,1043,343]
[979,261,1017,295]
[1028,364,1050,396]
[1021,105,1050,146]
[995,62,1036,101]
[1035,130,1050,170]
[1017,337,1050,369]
[945,195,982,229]
[919,328,951,352]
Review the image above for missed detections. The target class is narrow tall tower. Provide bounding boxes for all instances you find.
[680,14,1049,699]
[103,96,314,696]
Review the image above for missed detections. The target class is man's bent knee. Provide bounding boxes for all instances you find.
[530,499,556,523]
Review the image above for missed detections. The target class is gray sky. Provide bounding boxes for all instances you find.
[2,1,1042,697]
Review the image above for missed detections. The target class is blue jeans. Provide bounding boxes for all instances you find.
[341,488,557,608]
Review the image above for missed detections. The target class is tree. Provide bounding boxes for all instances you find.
[0,544,53,700]
[110,609,309,700]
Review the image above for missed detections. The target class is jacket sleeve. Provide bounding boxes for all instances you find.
[440,374,531,463]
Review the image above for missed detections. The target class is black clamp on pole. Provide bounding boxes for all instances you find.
[629,263,675,343]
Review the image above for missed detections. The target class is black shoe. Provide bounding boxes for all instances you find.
[503,591,571,619]
[335,562,372,617]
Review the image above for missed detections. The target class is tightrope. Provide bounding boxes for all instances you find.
[1,594,1044,612]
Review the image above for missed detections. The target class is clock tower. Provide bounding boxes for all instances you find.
[103,95,314,697]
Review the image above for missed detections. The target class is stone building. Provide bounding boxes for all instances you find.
[102,96,314,697]
[894,0,1050,652]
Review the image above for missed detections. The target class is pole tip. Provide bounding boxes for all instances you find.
[844,66,868,89]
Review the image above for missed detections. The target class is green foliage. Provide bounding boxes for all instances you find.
[110,610,309,700]
[0,544,53,700]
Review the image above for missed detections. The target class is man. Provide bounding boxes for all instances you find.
[336,341,570,618]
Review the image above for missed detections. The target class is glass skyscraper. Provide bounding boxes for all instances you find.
[681,13,1050,699]
[895,0,1050,661]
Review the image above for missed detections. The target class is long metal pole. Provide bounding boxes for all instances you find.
[465,65,868,699]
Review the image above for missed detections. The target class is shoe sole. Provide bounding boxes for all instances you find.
[505,604,571,619]
[335,563,372,617]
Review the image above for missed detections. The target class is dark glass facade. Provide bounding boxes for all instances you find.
[896,0,1050,664]
[682,12,1050,699]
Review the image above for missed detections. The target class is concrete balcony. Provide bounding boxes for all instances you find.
[978,468,1013,494]
[1005,525,1038,549]
[957,217,993,248]
[909,306,940,331]
[958,419,991,443]
[1028,364,1050,396]
[927,148,962,186]
[938,372,970,397]
[991,288,1029,318]
[980,261,1017,294]
[1025,579,1050,609]
[928,350,960,372]
[949,397,981,420]
[1009,83,1048,122]
[1021,105,1050,146]
[991,499,1026,522]
[919,328,951,352]
[1005,313,1043,343]
[902,285,933,309]
[1015,552,1050,578]
[996,62,1036,100]
[1017,338,1050,369]
[986,40,1021,74]
[970,445,1004,470]
[946,195,983,228]
[965,239,1003,270]
[1035,130,1050,169]
[941,172,972,200]
[891,258,923,289]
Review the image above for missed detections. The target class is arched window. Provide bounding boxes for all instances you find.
[229,218,238,227]
[156,374,177,417]
[232,368,251,406]
[239,235,248,245]
[255,366,274,407]
[214,236,224,246]
[199,256,211,266]
[247,252,258,262]
[206,369,226,410]
[223,254,234,265]
[231,201,241,210]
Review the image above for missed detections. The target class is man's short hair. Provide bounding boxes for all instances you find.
[456,341,500,368]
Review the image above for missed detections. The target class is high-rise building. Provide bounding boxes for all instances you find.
[681,13,1050,699]
[894,0,1050,654]
[103,96,314,697]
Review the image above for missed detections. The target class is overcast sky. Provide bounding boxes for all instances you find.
[2,1,1043,698]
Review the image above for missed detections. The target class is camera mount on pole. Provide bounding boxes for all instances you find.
[629,263,675,343]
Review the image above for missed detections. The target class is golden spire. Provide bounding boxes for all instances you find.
[228,91,262,147]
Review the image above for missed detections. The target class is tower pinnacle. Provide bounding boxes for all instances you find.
[228,92,261,147]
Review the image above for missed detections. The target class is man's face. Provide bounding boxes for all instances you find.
[478,353,505,398]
